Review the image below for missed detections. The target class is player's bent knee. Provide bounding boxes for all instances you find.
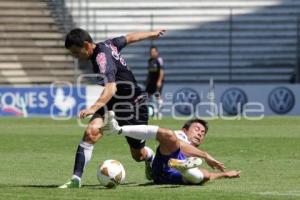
[84,127,102,144]
[182,168,205,184]
[130,148,147,162]
[131,154,143,162]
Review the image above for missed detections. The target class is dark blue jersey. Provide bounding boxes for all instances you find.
[147,56,164,85]
[90,36,142,100]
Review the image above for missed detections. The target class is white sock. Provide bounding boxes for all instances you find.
[181,168,204,184]
[80,141,94,167]
[72,141,94,179]
[157,99,163,110]
[120,125,159,141]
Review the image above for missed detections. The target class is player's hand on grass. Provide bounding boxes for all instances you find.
[225,170,241,178]
[204,154,225,172]
[79,107,96,119]
[150,29,166,40]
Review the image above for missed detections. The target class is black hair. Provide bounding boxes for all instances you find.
[65,28,93,49]
[150,45,158,50]
[182,118,209,134]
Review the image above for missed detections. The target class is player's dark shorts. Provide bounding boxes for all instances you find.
[151,147,186,184]
[146,82,163,96]
[90,92,148,149]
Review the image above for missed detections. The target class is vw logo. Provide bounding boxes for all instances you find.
[173,88,200,115]
[268,87,295,114]
[221,88,248,115]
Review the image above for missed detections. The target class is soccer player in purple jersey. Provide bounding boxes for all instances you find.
[59,28,166,188]
[105,111,241,185]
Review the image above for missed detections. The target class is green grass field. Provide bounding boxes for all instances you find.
[0,117,299,200]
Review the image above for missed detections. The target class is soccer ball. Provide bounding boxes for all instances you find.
[97,159,126,188]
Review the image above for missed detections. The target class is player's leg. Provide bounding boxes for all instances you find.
[155,84,163,119]
[115,94,155,180]
[59,113,104,189]
[73,117,104,177]
[146,84,159,118]
[104,110,179,154]
[181,167,205,184]
[106,114,205,184]
[156,128,180,155]
[126,137,153,162]
[126,138,154,180]
[151,147,186,184]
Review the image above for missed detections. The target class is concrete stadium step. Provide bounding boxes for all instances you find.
[125,58,295,68]
[71,10,298,18]
[0,17,55,24]
[230,74,292,82]
[121,46,296,54]
[74,11,294,25]
[73,9,299,22]
[129,60,296,70]
[130,64,295,73]
[0,32,63,39]
[133,74,292,83]
[0,47,69,55]
[71,6,300,17]
[0,62,74,69]
[231,68,294,74]
[0,0,76,85]
[0,9,51,17]
[0,1,48,9]
[121,38,296,47]
[0,40,65,47]
[78,24,295,37]
[0,55,73,62]
[96,30,297,38]
[124,53,295,61]
[90,23,297,32]
[157,74,291,83]
[163,68,294,75]
[0,24,59,32]
[133,68,294,77]
[0,69,76,77]
[72,1,291,9]
[66,0,299,84]
[0,76,75,84]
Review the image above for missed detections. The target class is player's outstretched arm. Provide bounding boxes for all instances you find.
[201,168,241,183]
[179,141,225,172]
[125,30,166,45]
[79,83,117,119]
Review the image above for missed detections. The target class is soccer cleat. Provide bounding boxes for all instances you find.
[102,111,122,134]
[168,157,203,171]
[145,156,154,180]
[58,178,81,189]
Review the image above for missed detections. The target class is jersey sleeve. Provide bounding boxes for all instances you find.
[95,50,117,83]
[174,130,191,144]
[111,36,127,51]
[157,57,164,69]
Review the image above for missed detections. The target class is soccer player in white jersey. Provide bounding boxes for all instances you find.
[105,111,240,184]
